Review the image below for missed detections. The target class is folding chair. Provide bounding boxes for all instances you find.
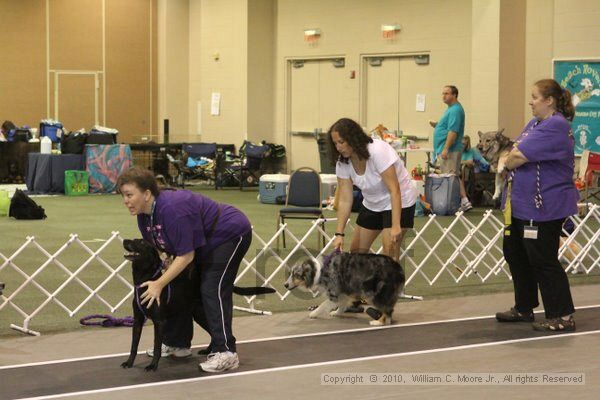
[240,141,271,189]
[168,143,218,189]
[217,140,271,190]
[277,167,325,248]
[579,150,600,208]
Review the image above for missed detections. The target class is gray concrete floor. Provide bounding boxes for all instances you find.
[1,284,599,399]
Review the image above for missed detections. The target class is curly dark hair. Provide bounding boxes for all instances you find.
[326,118,372,165]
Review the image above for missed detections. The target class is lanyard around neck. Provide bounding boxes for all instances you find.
[149,200,168,252]
[149,199,156,227]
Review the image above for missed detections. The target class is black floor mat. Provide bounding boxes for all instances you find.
[2,307,599,400]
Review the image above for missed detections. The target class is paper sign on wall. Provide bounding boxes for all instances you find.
[211,92,221,116]
[416,94,426,112]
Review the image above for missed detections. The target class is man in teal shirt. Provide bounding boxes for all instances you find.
[430,85,469,210]
[430,85,465,175]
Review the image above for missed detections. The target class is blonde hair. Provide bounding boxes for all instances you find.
[462,135,471,151]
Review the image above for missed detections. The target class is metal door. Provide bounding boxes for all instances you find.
[288,58,353,172]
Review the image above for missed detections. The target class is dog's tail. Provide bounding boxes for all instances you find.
[233,286,276,296]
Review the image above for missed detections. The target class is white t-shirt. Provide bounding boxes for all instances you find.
[336,139,417,212]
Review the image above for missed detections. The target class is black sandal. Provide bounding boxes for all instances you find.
[532,316,575,332]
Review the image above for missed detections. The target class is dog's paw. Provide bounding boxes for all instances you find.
[120,361,133,369]
[369,320,384,326]
[144,363,158,372]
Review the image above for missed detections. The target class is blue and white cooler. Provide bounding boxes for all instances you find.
[320,174,338,201]
[259,174,290,204]
[39,119,63,143]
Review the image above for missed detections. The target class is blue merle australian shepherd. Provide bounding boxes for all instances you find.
[284,252,405,326]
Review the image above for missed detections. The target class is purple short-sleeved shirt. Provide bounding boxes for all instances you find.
[503,113,578,221]
[137,190,251,256]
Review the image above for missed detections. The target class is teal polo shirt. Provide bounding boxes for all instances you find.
[433,102,465,156]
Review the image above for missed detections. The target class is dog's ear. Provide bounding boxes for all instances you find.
[302,260,315,285]
[477,130,483,138]
[302,259,314,273]
[495,128,505,139]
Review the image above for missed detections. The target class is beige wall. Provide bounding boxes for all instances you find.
[3,0,600,155]
[470,0,500,136]
[191,0,249,147]
[0,0,47,126]
[274,0,474,157]
[163,0,269,147]
[106,0,157,142]
[247,0,275,143]
[524,0,555,126]
[153,0,600,157]
[0,0,157,143]
[498,0,526,139]
[157,0,189,142]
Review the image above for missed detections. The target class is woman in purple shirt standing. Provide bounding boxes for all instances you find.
[496,79,578,332]
[118,166,251,372]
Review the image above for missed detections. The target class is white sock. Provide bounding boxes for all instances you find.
[461,197,469,205]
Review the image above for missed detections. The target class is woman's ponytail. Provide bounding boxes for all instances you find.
[534,79,576,121]
[558,88,575,121]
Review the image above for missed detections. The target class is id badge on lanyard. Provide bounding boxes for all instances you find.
[523,220,538,240]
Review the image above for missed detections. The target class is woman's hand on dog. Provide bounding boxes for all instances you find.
[140,280,164,307]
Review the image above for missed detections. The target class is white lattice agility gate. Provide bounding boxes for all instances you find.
[1,205,598,336]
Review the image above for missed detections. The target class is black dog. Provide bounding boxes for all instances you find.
[120,238,274,371]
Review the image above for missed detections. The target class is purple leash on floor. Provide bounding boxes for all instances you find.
[79,314,135,327]
[80,260,173,327]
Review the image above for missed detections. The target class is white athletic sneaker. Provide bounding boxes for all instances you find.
[146,343,192,358]
[199,351,239,373]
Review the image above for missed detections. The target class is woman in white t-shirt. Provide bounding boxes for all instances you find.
[327,118,417,260]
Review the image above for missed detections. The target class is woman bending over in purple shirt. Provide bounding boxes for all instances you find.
[118,166,252,372]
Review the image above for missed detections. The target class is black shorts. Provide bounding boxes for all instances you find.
[356,204,416,231]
